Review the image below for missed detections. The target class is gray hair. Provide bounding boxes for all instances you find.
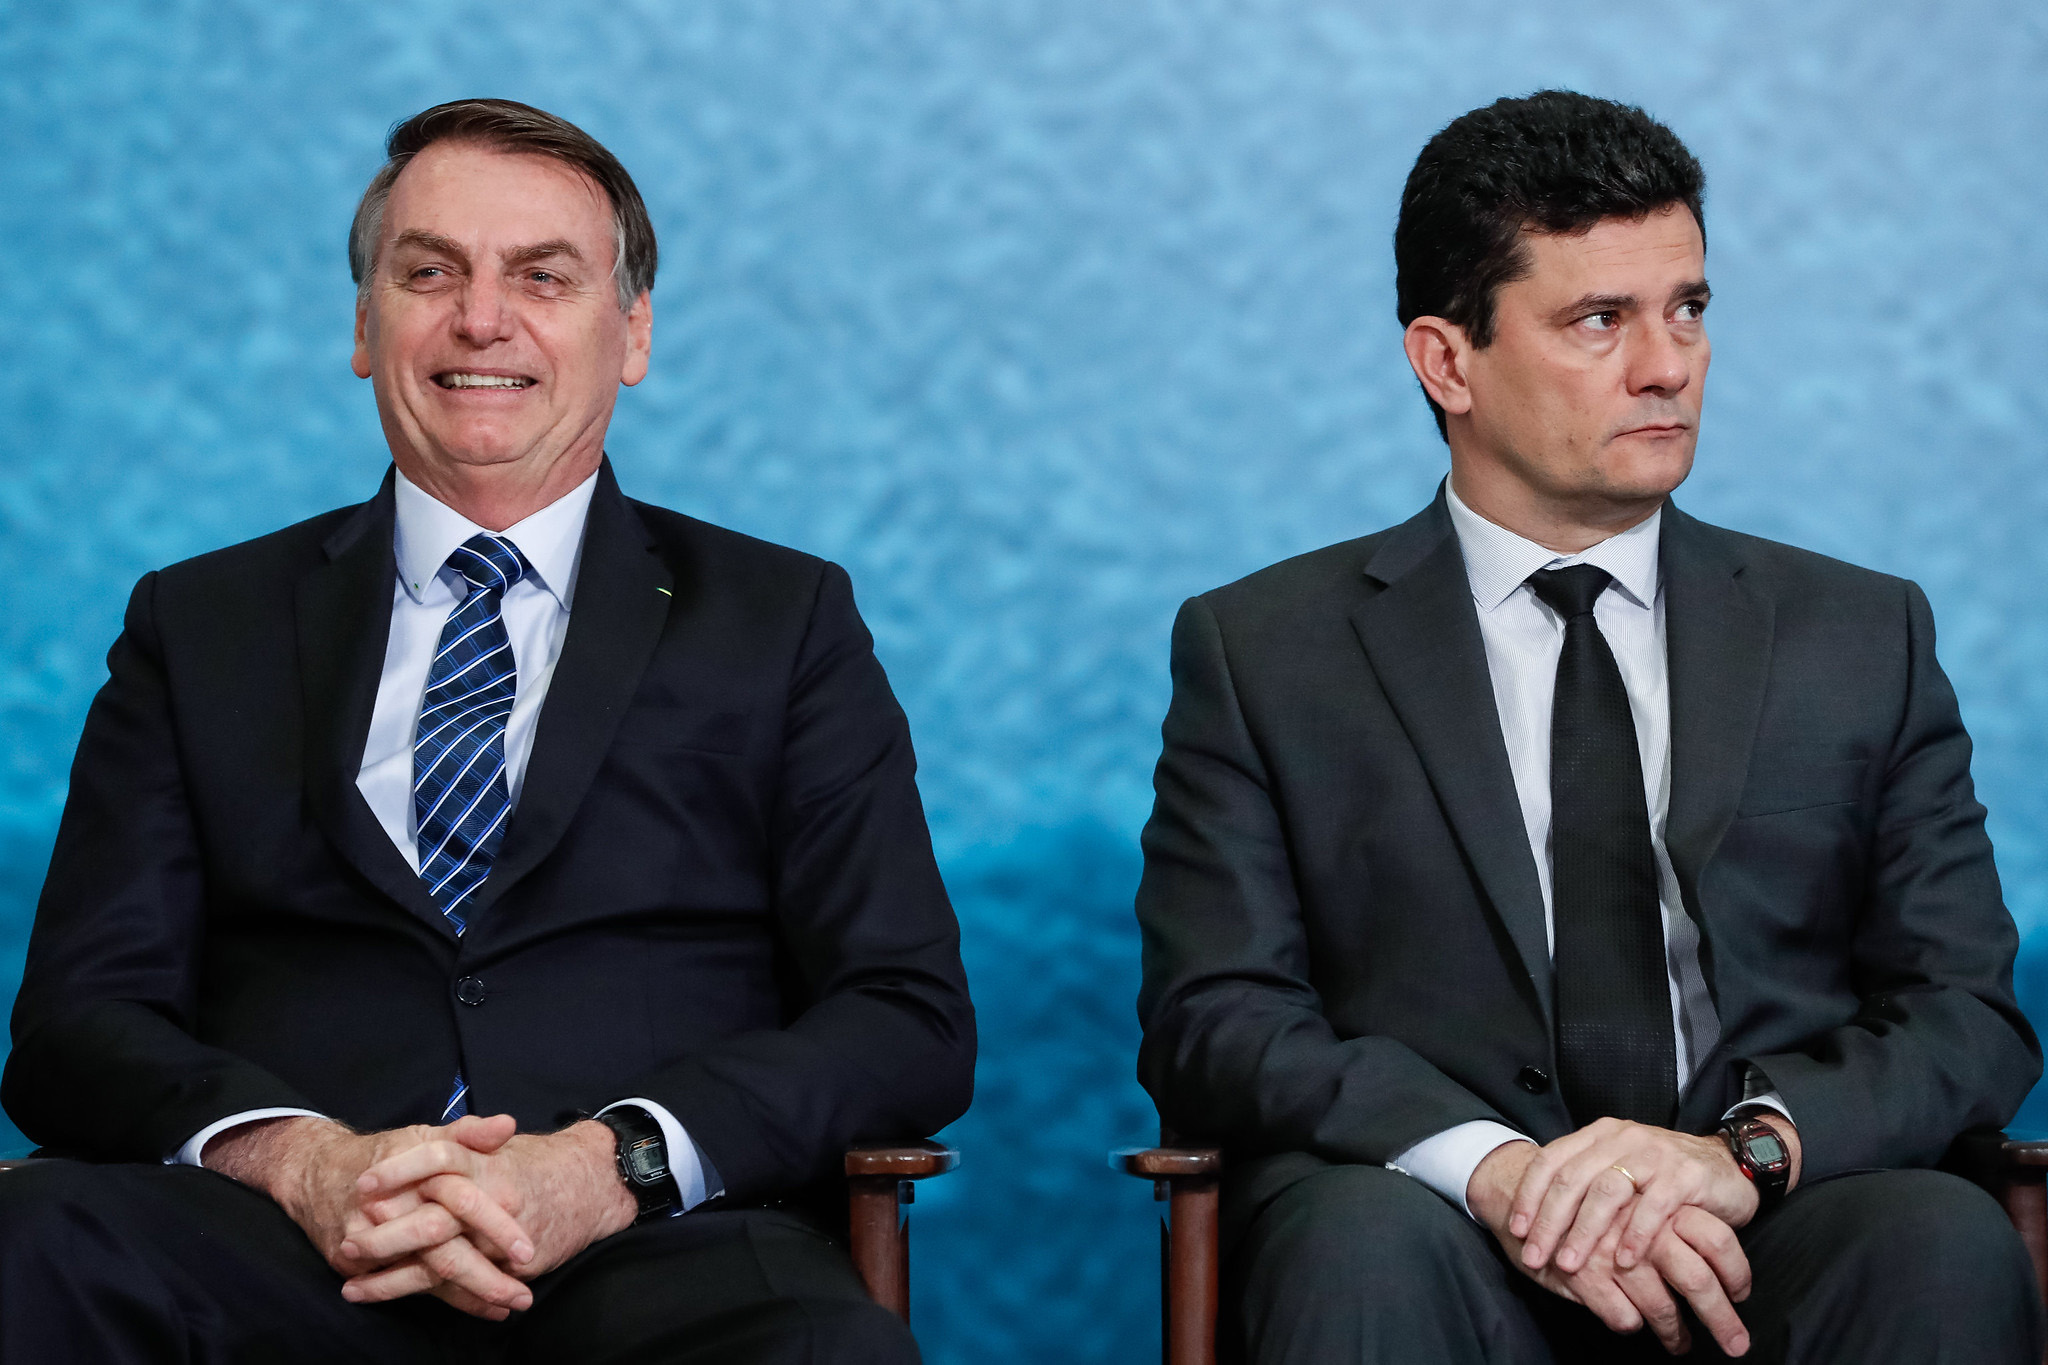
[348,98,657,312]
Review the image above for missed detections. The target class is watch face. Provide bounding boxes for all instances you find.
[624,1137,667,1183]
[1747,1131,1786,1168]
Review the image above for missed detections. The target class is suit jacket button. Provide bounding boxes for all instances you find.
[455,976,487,1007]
[1517,1066,1551,1094]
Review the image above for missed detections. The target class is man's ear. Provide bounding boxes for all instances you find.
[351,301,373,380]
[1403,316,1475,419]
[620,291,653,387]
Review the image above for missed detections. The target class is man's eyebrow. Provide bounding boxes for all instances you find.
[503,240,584,268]
[1550,292,1636,325]
[388,230,468,261]
[1549,280,1712,326]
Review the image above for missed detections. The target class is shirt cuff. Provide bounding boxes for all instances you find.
[171,1108,328,1168]
[1386,1120,1533,1219]
[597,1098,721,1212]
[1722,1089,1793,1128]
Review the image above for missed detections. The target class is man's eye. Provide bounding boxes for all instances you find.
[1583,311,1619,331]
[529,271,557,285]
[1675,300,1707,321]
[411,266,446,281]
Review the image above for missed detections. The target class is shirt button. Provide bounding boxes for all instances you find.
[1516,1066,1551,1094]
[455,976,487,1007]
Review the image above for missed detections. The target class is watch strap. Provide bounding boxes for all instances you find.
[594,1107,678,1221]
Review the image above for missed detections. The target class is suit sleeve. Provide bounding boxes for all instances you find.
[3,573,318,1159]
[604,563,975,1204]
[1136,596,1512,1165]
[1745,580,2041,1180]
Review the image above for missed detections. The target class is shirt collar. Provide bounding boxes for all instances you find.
[1443,478,1662,613]
[391,466,599,611]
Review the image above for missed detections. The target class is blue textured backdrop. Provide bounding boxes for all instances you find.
[4,2,2046,1358]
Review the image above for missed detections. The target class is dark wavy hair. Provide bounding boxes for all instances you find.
[1395,91,1705,439]
[348,98,657,311]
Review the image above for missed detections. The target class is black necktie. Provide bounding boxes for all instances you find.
[1528,565,1676,1127]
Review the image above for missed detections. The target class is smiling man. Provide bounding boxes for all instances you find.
[0,99,972,1364]
[1136,91,2042,1362]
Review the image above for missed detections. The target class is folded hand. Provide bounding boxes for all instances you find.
[1508,1118,1766,1277]
[205,1112,538,1320]
[339,1116,637,1311]
[1471,1139,1754,1356]
[1523,1205,1752,1355]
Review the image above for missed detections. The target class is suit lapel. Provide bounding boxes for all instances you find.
[463,461,673,925]
[297,472,452,936]
[1660,505,1775,935]
[1350,493,1554,1023]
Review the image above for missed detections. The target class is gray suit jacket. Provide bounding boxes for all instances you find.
[1136,489,2038,1206]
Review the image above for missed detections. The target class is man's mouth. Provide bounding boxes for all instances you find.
[434,372,536,390]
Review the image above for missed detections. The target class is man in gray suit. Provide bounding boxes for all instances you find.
[1136,91,2043,1362]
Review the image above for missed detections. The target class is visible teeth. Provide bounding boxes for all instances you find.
[438,374,531,389]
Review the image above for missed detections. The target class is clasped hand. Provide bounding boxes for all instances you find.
[209,1112,636,1321]
[1469,1118,1778,1356]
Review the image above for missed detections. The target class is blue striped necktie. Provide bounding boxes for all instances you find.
[414,532,530,1121]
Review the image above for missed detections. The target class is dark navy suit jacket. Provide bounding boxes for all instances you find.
[5,461,975,1207]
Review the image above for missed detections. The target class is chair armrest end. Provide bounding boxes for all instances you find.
[1112,1146,1222,1179]
[845,1141,958,1180]
[2000,1139,2048,1171]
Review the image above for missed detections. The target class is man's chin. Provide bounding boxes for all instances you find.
[1599,443,1695,503]
[417,437,548,473]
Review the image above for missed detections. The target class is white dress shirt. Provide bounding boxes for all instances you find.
[1387,482,1786,1216]
[174,468,712,1211]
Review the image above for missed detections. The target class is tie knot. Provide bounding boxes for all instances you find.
[448,533,530,597]
[1528,564,1613,620]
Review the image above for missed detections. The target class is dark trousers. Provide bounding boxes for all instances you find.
[0,1160,919,1365]
[1224,1159,2044,1364]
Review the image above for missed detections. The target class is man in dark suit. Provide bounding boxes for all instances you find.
[0,99,972,1363]
[1135,91,2042,1362]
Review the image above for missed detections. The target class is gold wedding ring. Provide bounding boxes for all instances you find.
[1611,1164,1640,1190]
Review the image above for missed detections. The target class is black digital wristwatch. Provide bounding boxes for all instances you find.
[1720,1114,1792,1216]
[594,1107,679,1222]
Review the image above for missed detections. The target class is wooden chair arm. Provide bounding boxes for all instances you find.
[1113,1146,1223,1180]
[1992,1136,2048,1335]
[1945,1128,2048,1179]
[1941,1128,2048,1354]
[846,1141,958,1325]
[1113,1146,1221,1365]
[1999,1140,2048,1170]
[845,1141,960,1180]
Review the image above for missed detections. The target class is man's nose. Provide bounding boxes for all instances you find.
[453,276,516,346]
[1628,320,1694,396]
